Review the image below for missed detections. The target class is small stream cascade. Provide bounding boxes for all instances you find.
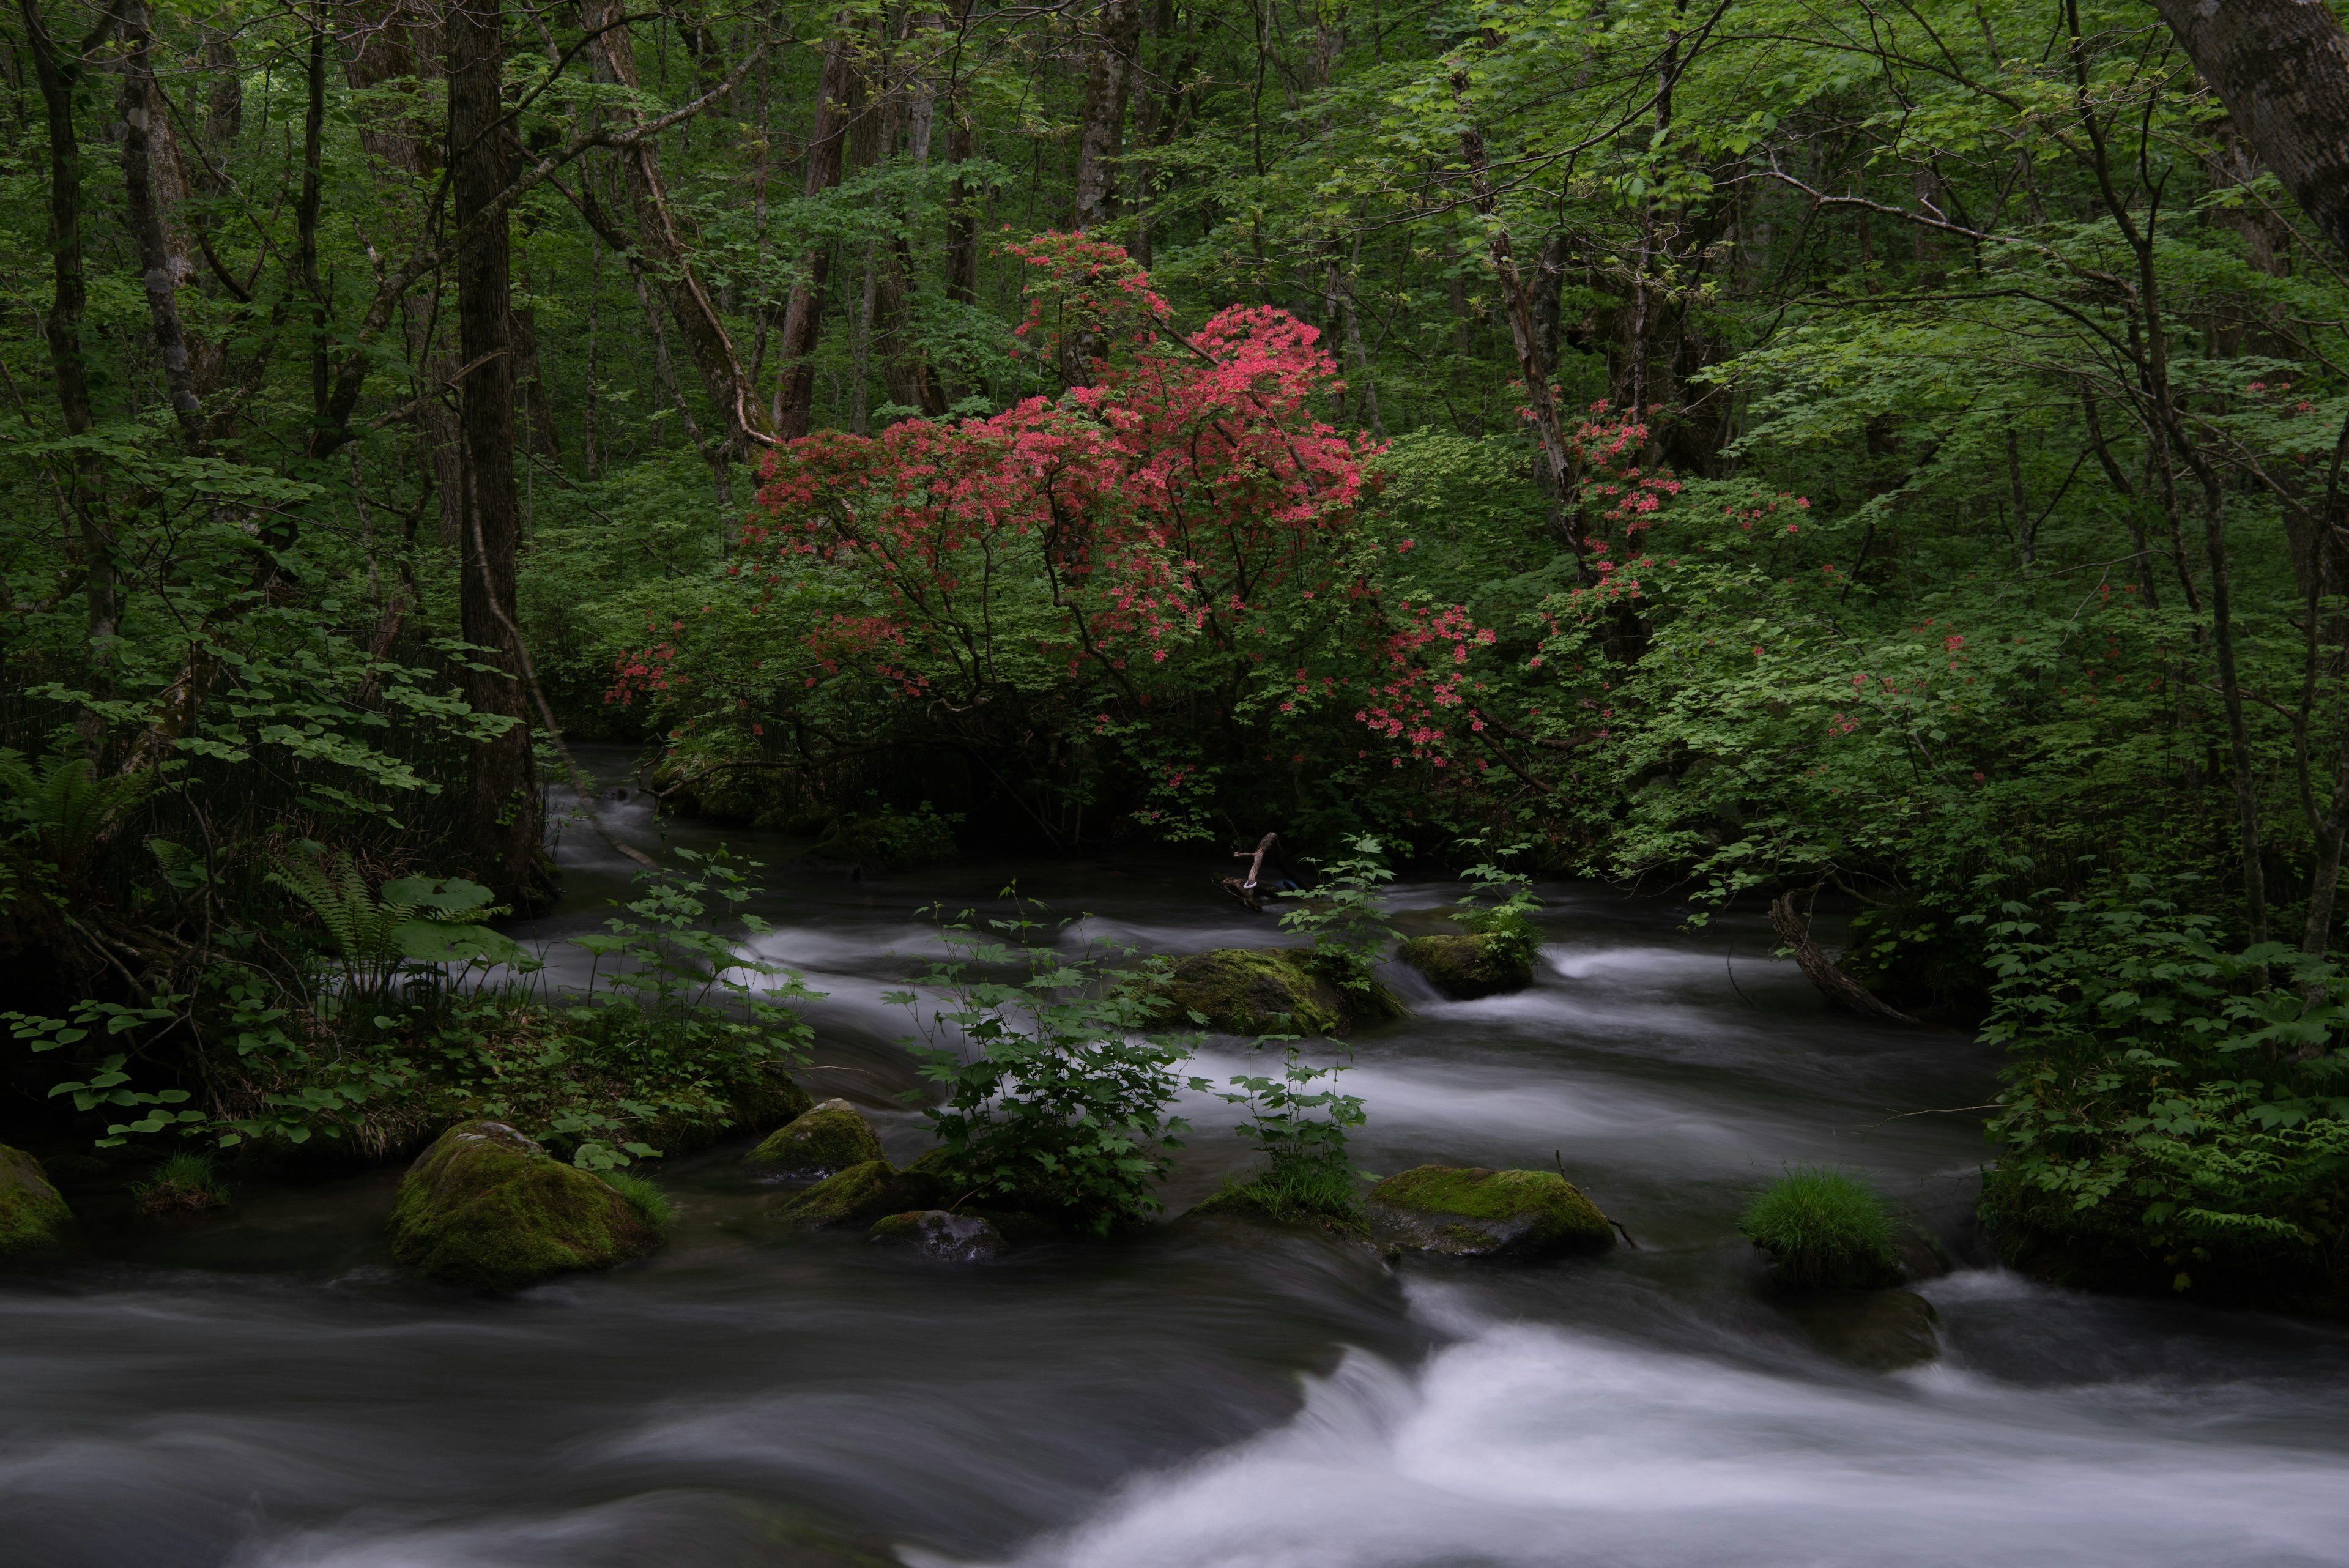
[6,749,2348,1567]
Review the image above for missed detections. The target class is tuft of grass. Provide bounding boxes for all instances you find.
[1739,1165,1902,1291]
[1195,1162,1370,1239]
[133,1152,229,1217]
[602,1170,673,1235]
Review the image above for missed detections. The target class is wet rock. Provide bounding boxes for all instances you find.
[1397,933,1533,999]
[767,1159,944,1232]
[1367,1165,1614,1260]
[729,1067,815,1134]
[743,1098,884,1175]
[388,1121,659,1290]
[0,1145,70,1256]
[1159,947,1399,1036]
[868,1209,1008,1262]
[1786,1288,1942,1372]
[1894,1221,1954,1282]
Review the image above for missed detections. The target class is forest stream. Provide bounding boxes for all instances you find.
[7,751,2349,1568]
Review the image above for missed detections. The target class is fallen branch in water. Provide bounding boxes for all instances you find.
[1769,889,1918,1025]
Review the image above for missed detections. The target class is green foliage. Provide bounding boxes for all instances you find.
[1197,1034,1368,1233]
[1739,1167,1903,1291]
[1279,836,1400,992]
[1453,839,1542,968]
[894,893,1191,1233]
[1977,879,2349,1306]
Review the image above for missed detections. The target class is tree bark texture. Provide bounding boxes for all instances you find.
[447,0,543,904]
[2153,0,2349,258]
[113,0,204,449]
[1074,0,1141,231]
[20,0,117,658]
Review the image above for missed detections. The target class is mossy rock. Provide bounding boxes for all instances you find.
[1159,947,1399,1036]
[1367,1165,1614,1260]
[743,1098,885,1175]
[867,1208,1008,1262]
[388,1121,660,1290]
[766,1159,944,1232]
[1398,933,1534,999]
[0,1145,70,1256]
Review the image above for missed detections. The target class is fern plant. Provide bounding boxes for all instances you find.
[270,845,527,1006]
[0,748,153,876]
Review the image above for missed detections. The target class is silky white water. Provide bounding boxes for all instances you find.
[5,753,2346,1568]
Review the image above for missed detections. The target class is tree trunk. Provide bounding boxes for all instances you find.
[1451,73,1581,575]
[774,23,863,436]
[2153,0,2349,258]
[447,0,544,905]
[114,0,204,450]
[346,1,467,546]
[1073,0,1141,231]
[582,0,768,461]
[20,0,116,669]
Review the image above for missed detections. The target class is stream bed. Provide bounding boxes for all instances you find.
[8,759,2349,1567]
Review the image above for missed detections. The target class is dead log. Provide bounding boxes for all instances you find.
[1768,891,1918,1025]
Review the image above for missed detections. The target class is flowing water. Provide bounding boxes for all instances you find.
[9,750,2349,1567]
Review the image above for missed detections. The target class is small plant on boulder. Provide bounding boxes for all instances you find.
[133,1153,228,1217]
[1740,1165,1903,1290]
[1193,1035,1369,1237]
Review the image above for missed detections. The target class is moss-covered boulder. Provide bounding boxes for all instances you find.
[388,1121,659,1290]
[743,1098,884,1175]
[1159,947,1398,1036]
[0,1145,70,1256]
[868,1208,1008,1262]
[767,1159,944,1232]
[1398,933,1534,999]
[1367,1165,1614,1260]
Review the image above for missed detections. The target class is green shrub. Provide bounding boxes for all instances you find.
[899,893,1190,1234]
[1977,877,2349,1313]
[134,1153,228,1217]
[601,1170,673,1233]
[1739,1166,1901,1290]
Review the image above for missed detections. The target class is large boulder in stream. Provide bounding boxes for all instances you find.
[1398,934,1533,999]
[768,1159,944,1233]
[1159,947,1399,1036]
[1367,1165,1614,1260]
[0,1145,71,1256]
[743,1098,884,1175]
[1783,1288,1942,1372]
[388,1121,660,1290]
